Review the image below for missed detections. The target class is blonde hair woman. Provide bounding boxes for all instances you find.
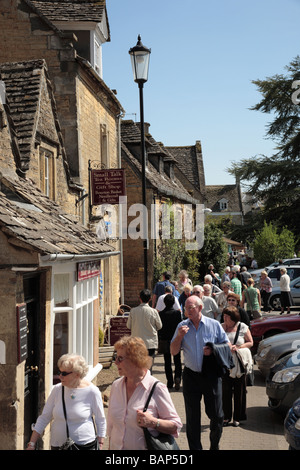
[26,354,106,450]
[107,336,182,450]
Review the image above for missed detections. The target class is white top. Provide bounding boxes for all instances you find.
[155,293,181,312]
[280,273,290,292]
[34,383,106,447]
[127,303,162,349]
[202,296,219,320]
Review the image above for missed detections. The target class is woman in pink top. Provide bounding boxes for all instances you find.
[107,336,182,450]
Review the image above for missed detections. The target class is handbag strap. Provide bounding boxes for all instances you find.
[233,322,241,345]
[62,386,70,438]
[143,381,159,412]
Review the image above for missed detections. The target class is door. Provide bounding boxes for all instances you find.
[23,274,40,448]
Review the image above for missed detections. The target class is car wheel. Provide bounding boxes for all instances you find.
[270,295,281,311]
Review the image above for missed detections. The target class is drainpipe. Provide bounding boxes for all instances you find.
[117,110,126,304]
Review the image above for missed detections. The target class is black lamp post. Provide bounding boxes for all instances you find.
[129,35,151,289]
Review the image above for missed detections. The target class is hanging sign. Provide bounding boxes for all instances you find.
[91,169,126,205]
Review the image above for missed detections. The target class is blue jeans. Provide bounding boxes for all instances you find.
[183,367,224,450]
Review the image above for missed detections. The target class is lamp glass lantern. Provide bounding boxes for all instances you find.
[129,35,151,84]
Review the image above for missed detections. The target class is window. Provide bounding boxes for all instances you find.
[52,270,99,383]
[39,148,55,200]
[219,199,228,210]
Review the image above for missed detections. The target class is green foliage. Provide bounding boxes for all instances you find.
[99,327,104,347]
[198,223,228,280]
[227,56,300,236]
[252,222,295,267]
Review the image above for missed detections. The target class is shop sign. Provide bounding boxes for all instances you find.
[16,303,28,363]
[77,260,101,281]
[109,316,131,345]
[91,169,126,205]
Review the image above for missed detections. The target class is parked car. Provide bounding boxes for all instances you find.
[250,263,300,287]
[266,349,300,414]
[269,277,300,310]
[267,265,300,289]
[284,398,300,450]
[251,314,300,354]
[254,330,300,376]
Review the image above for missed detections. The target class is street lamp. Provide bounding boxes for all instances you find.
[129,35,151,289]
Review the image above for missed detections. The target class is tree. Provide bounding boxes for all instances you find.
[252,222,295,267]
[198,223,228,280]
[228,56,300,235]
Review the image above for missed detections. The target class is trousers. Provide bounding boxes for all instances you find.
[163,352,182,388]
[182,367,223,450]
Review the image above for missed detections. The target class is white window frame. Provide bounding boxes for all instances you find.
[50,262,99,384]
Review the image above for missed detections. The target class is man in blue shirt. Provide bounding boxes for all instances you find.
[152,271,175,307]
[171,295,229,450]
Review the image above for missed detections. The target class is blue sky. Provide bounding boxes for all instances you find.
[102,0,300,185]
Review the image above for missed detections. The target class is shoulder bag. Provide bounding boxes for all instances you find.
[142,381,180,450]
[59,386,99,450]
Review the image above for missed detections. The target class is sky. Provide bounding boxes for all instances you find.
[102,0,300,186]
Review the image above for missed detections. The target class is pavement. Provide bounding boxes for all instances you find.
[102,353,289,452]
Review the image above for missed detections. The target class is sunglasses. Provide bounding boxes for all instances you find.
[59,371,73,377]
[193,291,201,294]
[113,354,127,363]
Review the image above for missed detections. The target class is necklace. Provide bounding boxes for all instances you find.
[70,389,76,399]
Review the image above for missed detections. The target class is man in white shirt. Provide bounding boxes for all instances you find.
[126,289,162,358]
[155,286,181,312]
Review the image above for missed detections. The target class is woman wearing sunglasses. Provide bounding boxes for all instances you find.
[107,336,182,450]
[26,354,106,450]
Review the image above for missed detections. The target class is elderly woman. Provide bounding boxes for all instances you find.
[260,270,273,313]
[177,270,193,294]
[107,336,182,450]
[280,268,293,314]
[221,306,253,427]
[26,354,106,450]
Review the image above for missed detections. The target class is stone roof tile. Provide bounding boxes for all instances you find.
[29,0,106,23]
[0,172,115,256]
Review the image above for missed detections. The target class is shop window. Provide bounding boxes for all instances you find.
[52,271,98,384]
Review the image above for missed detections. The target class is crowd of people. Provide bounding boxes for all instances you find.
[28,263,294,451]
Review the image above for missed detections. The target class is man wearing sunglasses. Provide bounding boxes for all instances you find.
[171,295,230,450]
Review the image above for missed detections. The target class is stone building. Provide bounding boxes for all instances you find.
[0,0,124,450]
[120,120,206,306]
[0,0,124,316]
[205,182,245,225]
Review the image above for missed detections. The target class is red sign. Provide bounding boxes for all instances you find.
[91,169,126,205]
[77,260,101,281]
[109,316,131,345]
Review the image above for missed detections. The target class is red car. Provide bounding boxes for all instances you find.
[250,313,300,353]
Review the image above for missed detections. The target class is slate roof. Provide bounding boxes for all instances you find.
[166,144,206,193]
[121,121,198,204]
[0,60,45,168]
[0,59,71,177]
[0,170,115,256]
[28,0,107,23]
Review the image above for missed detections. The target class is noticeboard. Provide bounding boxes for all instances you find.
[16,304,28,364]
[91,169,126,205]
[109,316,131,345]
